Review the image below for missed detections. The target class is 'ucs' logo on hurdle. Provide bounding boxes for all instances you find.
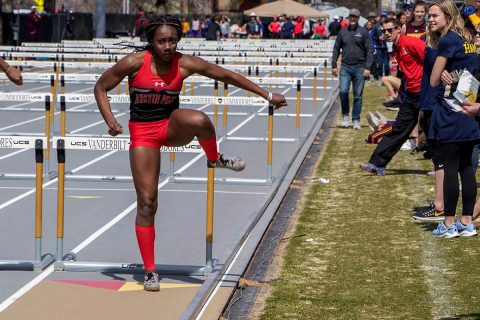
[0,137,30,148]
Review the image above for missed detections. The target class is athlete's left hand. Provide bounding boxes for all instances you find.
[270,92,288,110]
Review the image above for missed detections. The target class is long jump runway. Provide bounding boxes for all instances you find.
[0,66,338,319]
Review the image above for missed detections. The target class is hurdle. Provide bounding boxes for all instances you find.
[56,93,279,185]
[53,137,217,275]
[0,136,55,271]
[59,74,128,97]
[0,92,54,177]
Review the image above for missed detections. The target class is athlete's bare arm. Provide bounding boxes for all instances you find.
[95,52,145,136]
[179,55,288,109]
[0,58,22,86]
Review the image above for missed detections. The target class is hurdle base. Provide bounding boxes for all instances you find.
[225,136,297,143]
[55,260,214,276]
[64,173,133,183]
[0,253,55,271]
[0,171,57,180]
[171,176,274,186]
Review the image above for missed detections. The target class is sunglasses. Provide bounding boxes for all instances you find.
[382,27,397,34]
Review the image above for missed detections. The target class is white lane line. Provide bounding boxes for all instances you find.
[0,73,300,312]
[194,71,312,316]
[196,233,252,320]
[0,149,26,161]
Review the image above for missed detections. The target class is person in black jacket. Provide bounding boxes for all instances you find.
[332,8,373,129]
[328,15,341,39]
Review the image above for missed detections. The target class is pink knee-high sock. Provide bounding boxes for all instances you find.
[199,135,219,161]
[135,224,156,271]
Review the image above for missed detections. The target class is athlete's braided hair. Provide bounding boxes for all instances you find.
[145,15,182,45]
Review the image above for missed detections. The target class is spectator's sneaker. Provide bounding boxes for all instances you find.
[144,271,160,292]
[207,153,246,171]
[412,202,444,221]
[455,220,477,237]
[341,115,349,128]
[352,119,361,130]
[383,100,401,109]
[400,139,416,151]
[432,222,459,238]
[374,111,390,123]
[358,163,386,176]
[366,112,379,130]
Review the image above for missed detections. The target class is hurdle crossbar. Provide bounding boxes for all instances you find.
[0,137,55,271]
[0,93,54,176]
[53,137,216,276]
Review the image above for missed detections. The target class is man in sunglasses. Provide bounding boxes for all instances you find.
[359,17,425,176]
[332,8,373,129]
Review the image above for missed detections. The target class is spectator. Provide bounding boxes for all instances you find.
[332,8,373,129]
[191,15,200,38]
[403,0,427,40]
[403,3,413,23]
[219,16,230,38]
[397,12,408,27]
[429,0,479,238]
[132,11,148,41]
[281,16,295,39]
[372,12,390,81]
[246,13,261,38]
[294,16,304,39]
[381,75,401,102]
[63,10,75,40]
[268,16,281,39]
[359,17,425,175]
[303,17,311,39]
[313,19,327,39]
[206,16,221,41]
[412,43,445,222]
[340,16,349,28]
[181,17,190,38]
[257,16,264,38]
[328,15,341,39]
[28,6,41,42]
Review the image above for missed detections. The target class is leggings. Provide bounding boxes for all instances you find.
[440,142,477,216]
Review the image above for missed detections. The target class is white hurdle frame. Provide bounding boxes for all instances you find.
[53,137,217,275]
[0,92,54,177]
[57,94,277,185]
[0,136,55,271]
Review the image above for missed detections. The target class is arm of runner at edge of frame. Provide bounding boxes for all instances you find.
[179,54,288,109]
[94,53,143,136]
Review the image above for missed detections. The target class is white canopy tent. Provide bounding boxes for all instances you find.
[243,0,330,18]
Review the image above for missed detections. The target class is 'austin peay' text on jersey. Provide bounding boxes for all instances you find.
[128,50,183,121]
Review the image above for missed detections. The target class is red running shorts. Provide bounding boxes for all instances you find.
[128,119,170,149]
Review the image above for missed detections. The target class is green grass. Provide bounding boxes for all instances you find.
[260,83,480,320]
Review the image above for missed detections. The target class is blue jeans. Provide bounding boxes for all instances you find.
[339,65,366,121]
[374,48,390,79]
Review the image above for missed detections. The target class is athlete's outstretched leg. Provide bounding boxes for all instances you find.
[130,146,161,291]
[167,109,245,171]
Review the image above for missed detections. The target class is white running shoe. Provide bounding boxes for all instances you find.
[352,119,361,130]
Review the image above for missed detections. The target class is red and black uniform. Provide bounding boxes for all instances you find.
[128,50,183,149]
[405,21,426,41]
[368,34,425,169]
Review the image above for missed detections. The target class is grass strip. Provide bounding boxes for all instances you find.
[260,83,480,320]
